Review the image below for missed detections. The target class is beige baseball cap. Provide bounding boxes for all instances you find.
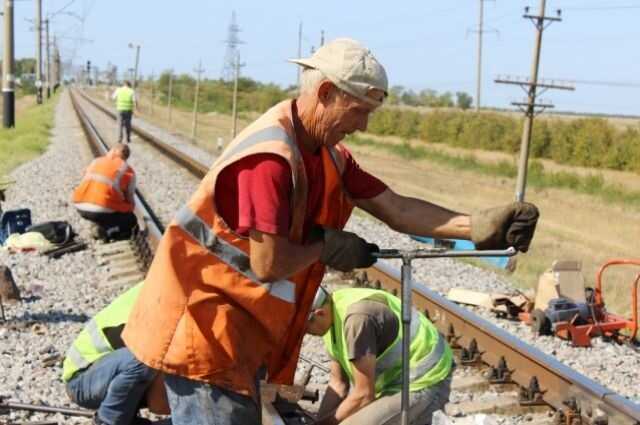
[289,38,388,107]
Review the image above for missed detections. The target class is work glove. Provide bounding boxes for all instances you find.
[470,201,539,252]
[318,227,379,272]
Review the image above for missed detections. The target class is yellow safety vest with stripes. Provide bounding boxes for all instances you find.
[323,288,452,397]
[62,283,142,382]
[115,87,135,111]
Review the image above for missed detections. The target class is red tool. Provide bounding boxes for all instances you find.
[526,259,639,347]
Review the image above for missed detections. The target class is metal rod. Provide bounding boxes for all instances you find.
[372,246,516,425]
[0,401,94,417]
[400,259,412,425]
[299,354,330,373]
[374,247,516,259]
[2,0,15,128]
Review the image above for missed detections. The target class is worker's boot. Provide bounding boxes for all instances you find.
[90,224,107,242]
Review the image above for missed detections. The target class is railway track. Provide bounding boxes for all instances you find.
[65,88,640,425]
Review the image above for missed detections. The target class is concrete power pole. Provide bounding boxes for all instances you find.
[35,0,42,104]
[475,0,484,111]
[191,61,204,140]
[45,18,50,99]
[167,71,173,127]
[131,44,140,89]
[231,53,245,139]
[2,0,15,128]
[495,0,573,201]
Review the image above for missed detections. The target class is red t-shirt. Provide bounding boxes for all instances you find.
[214,146,387,238]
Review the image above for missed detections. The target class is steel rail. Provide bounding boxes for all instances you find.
[76,89,209,178]
[363,261,640,425]
[75,87,640,425]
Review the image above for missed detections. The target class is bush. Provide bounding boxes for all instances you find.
[368,107,640,175]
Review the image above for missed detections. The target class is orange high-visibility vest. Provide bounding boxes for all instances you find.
[72,154,135,213]
[122,100,354,398]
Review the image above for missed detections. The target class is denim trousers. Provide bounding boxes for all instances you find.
[66,347,156,425]
[164,373,260,425]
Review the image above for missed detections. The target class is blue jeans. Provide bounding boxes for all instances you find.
[164,374,260,425]
[66,348,156,425]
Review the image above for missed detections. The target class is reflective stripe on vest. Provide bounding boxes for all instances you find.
[220,126,297,164]
[388,335,446,386]
[174,205,296,303]
[64,319,112,375]
[83,160,130,201]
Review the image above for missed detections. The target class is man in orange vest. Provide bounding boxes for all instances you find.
[73,144,138,241]
[122,38,539,425]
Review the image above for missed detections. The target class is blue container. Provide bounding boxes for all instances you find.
[0,209,32,244]
[410,235,511,269]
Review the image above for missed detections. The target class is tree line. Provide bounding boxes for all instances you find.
[368,109,640,174]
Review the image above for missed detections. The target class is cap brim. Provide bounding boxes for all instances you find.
[288,58,316,68]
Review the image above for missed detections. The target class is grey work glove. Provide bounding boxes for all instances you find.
[471,201,539,252]
[318,227,379,272]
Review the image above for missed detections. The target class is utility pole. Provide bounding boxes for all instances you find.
[495,0,573,201]
[231,53,245,139]
[297,21,302,89]
[167,71,173,127]
[45,18,50,98]
[150,71,155,116]
[320,30,325,46]
[2,0,15,128]
[128,43,140,89]
[476,0,484,111]
[35,0,42,104]
[192,60,204,140]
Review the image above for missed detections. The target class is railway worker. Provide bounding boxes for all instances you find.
[306,286,452,425]
[62,283,169,425]
[121,38,539,425]
[112,80,137,143]
[72,144,138,241]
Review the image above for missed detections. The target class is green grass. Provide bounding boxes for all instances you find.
[0,96,57,178]
[348,135,640,210]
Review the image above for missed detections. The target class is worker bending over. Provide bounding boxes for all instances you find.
[112,81,137,143]
[121,38,539,425]
[307,286,451,425]
[72,144,138,241]
[62,284,169,425]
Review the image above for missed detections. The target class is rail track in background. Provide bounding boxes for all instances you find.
[71,87,640,425]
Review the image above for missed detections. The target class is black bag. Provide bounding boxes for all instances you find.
[25,221,76,245]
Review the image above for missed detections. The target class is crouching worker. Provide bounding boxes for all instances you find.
[306,286,453,425]
[62,283,170,425]
[72,144,138,241]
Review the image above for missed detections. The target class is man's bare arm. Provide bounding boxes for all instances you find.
[249,230,322,282]
[317,360,349,419]
[355,188,471,240]
[317,354,377,425]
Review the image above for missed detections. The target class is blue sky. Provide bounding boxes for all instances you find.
[9,0,640,115]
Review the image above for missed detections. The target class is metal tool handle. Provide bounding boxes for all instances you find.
[371,246,516,425]
[374,246,517,260]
